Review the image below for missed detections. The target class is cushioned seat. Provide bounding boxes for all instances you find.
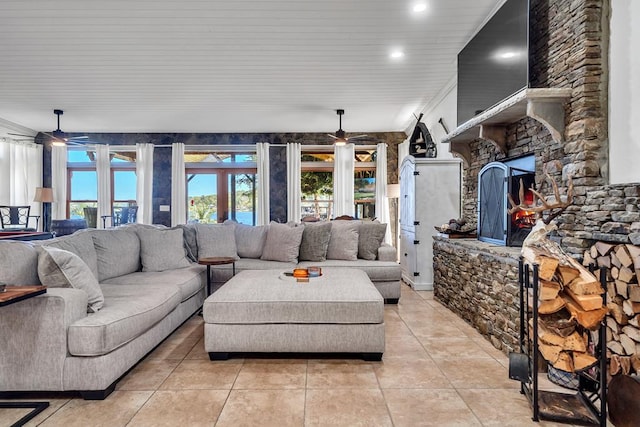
[297,259,401,282]
[101,265,206,302]
[67,284,181,356]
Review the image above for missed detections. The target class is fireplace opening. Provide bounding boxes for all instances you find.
[478,156,535,246]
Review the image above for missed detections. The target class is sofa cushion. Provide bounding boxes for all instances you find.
[43,230,99,280]
[208,258,297,285]
[175,224,199,262]
[0,241,40,285]
[326,220,360,261]
[261,222,304,263]
[101,265,206,302]
[90,229,141,281]
[358,222,387,260]
[297,260,402,282]
[196,223,239,259]
[299,222,332,262]
[67,283,181,356]
[137,227,192,272]
[234,223,268,259]
[37,246,105,313]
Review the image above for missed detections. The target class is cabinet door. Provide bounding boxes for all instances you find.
[399,159,415,232]
[399,229,417,284]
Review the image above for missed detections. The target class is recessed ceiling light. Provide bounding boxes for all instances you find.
[391,51,405,59]
[413,3,427,13]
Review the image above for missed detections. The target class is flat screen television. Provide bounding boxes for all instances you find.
[457,0,530,125]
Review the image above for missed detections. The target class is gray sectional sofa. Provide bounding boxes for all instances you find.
[0,220,400,399]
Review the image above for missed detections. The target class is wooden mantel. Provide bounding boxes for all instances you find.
[441,88,572,166]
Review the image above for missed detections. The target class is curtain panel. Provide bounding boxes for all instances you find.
[375,142,392,244]
[171,143,186,226]
[51,144,67,220]
[256,143,270,226]
[96,144,111,228]
[136,143,154,224]
[0,139,43,225]
[286,142,301,223]
[332,143,355,218]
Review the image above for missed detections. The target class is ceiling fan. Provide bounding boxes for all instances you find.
[9,109,89,145]
[327,109,367,146]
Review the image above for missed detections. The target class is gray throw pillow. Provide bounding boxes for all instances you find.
[234,224,268,259]
[137,227,192,272]
[37,246,105,313]
[326,220,360,261]
[43,230,99,280]
[195,223,239,259]
[260,222,304,263]
[299,222,332,262]
[90,229,141,281]
[358,222,387,260]
[175,224,199,262]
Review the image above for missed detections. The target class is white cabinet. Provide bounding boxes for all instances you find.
[399,156,462,290]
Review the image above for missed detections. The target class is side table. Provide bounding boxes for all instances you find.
[197,257,236,296]
[0,285,50,426]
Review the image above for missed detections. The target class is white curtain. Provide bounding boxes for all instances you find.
[136,143,154,224]
[375,143,392,244]
[286,143,301,223]
[171,143,186,226]
[333,143,355,218]
[256,142,270,226]
[51,144,67,220]
[0,139,43,226]
[398,139,410,170]
[96,144,111,228]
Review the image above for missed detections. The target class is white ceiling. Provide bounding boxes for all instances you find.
[0,0,501,136]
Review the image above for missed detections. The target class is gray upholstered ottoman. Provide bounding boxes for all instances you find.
[203,268,384,360]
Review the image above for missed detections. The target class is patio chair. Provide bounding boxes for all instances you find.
[0,205,40,231]
[102,205,138,228]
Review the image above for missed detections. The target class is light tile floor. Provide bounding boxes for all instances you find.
[1,283,590,426]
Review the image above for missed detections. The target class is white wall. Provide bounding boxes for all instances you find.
[609,0,640,184]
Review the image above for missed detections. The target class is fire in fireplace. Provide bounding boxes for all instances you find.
[478,156,535,246]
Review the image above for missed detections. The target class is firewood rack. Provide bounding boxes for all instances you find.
[514,257,607,426]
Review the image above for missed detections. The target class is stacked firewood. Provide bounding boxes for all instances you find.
[584,242,640,375]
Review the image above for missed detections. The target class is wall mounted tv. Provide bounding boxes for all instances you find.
[457,0,530,126]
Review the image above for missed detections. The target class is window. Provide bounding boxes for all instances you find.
[185,147,257,225]
[300,145,377,220]
[67,147,137,223]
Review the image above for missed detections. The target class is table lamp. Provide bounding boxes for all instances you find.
[34,187,54,232]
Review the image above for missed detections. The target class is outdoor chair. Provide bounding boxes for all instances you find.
[102,205,138,228]
[0,205,40,231]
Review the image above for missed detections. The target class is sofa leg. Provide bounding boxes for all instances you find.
[385,298,399,304]
[79,383,116,400]
[209,352,230,361]
[362,353,383,361]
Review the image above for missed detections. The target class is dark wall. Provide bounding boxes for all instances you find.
[41,131,406,226]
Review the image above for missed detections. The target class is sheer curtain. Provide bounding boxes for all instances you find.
[0,139,43,223]
[333,143,355,218]
[375,142,392,243]
[286,143,301,223]
[136,143,154,224]
[96,145,111,228]
[51,144,67,220]
[256,142,270,225]
[171,143,186,226]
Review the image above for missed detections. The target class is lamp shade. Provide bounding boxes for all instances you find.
[386,183,400,199]
[34,187,54,203]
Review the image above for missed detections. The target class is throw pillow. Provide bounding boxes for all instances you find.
[175,224,199,262]
[260,222,304,263]
[234,223,268,259]
[358,222,387,260]
[195,223,239,259]
[137,227,192,272]
[298,222,332,262]
[326,220,360,261]
[90,229,141,281]
[37,246,105,313]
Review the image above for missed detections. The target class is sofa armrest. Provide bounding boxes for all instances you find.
[377,243,398,262]
[0,288,88,391]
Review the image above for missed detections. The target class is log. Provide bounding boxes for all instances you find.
[540,280,561,301]
[612,266,620,280]
[620,357,632,375]
[628,284,640,302]
[557,265,580,286]
[564,287,605,311]
[607,326,619,342]
[538,341,562,364]
[608,340,625,355]
[626,244,640,269]
[595,241,616,256]
[620,334,636,355]
[628,315,640,328]
[590,246,598,260]
[610,354,621,375]
[609,302,629,325]
[597,256,611,269]
[583,250,595,267]
[566,278,604,296]
[619,266,635,283]
[611,253,622,269]
[616,245,634,268]
[539,296,566,314]
[607,316,621,333]
[538,255,559,281]
[622,325,640,343]
[623,299,640,316]
[616,280,629,299]
[553,351,574,372]
[563,293,608,330]
[632,354,640,372]
[573,351,597,371]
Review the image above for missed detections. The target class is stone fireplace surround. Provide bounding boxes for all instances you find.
[433,0,640,353]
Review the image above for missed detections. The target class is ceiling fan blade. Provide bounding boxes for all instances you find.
[347,134,369,140]
[7,132,35,138]
[68,135,89,140]
[327,134,339,140]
